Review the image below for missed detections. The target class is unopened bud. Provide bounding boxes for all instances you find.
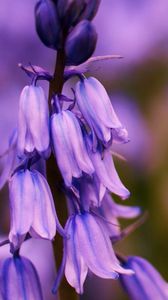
[81,0,101,20]
[56,0,86,29]
[35,0,62,50]
[65,20,97,65]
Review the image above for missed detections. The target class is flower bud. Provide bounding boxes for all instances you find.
[35,0,62,50]
[57,0,86,29]
[65,20,97,65]
[80,0,101,21]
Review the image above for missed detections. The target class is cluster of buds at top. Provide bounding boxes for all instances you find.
[35,0,99,65]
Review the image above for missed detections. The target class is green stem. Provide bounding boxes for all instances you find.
[47,50,79,300]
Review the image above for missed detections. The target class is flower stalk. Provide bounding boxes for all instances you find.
[47,49,79,300]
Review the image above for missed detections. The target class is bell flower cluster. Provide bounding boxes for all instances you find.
[0,0,167,299]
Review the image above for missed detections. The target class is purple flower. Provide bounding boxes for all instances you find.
[1,255,43,299]
[64,212,133,294]
[51,109,94,187]
[120,256,168,300]
[75,77,129,145]
[17,85,50,158]
[9,169,62,250]
[73,174,106,210]
[86,140,130,200]
[93,192,141,237]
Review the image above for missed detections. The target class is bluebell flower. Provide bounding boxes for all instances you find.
[1,255,43,299]
[51,109,94,187]
[17,85,50,158]
[120,256,168,300]
[86,137,130,200]
[64,212,133,294]
[75,77,129,145]
[9,169,62,250]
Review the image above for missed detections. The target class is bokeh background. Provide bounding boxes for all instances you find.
[0,1,168,299]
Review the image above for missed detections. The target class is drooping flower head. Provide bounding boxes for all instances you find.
[120,256,168,300]
[75,77,129,147]
[62,212,133,294]
[17,85,50,159]
[1,255,43,300]
[9,168,63,250]
[85,134,130,201]
[51,104,94,187]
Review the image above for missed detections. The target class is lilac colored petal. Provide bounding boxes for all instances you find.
[9,170,34,249]
[76,80,111,143]
[75,77,128,143]
[0,148,15,190]
[121,256,168,300]
[94,193,140,237]
[84,77,121,128]
[1,256,43,300]
[112,127,130,144]
[51,112,80,186]
[31,170,57,240]
[0,130,17,190]
[89,148,130,200]
[75,213,132,277]
[17,85,50,157]
[51,110,94,187]
[17,88,28,155]
[103,193,141,219]
[65,217,88,294]
[63,111,94,175]
[26,86,49,153]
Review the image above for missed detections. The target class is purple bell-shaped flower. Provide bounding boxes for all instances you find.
[17,85,50,158]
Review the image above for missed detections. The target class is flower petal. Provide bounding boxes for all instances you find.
[102,193,141,219]
[121,256,168,300]
[1,256,43,300]
[65,217,88,294]
[9,170,34,249]
[63,111,94,175]
[51,112,80,186]
[17,85,50,157]
[75,213,130,278]
[90,149,130,200]
[31,170,57,240]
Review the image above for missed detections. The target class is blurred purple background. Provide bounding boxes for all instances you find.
[0,1,168,299]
